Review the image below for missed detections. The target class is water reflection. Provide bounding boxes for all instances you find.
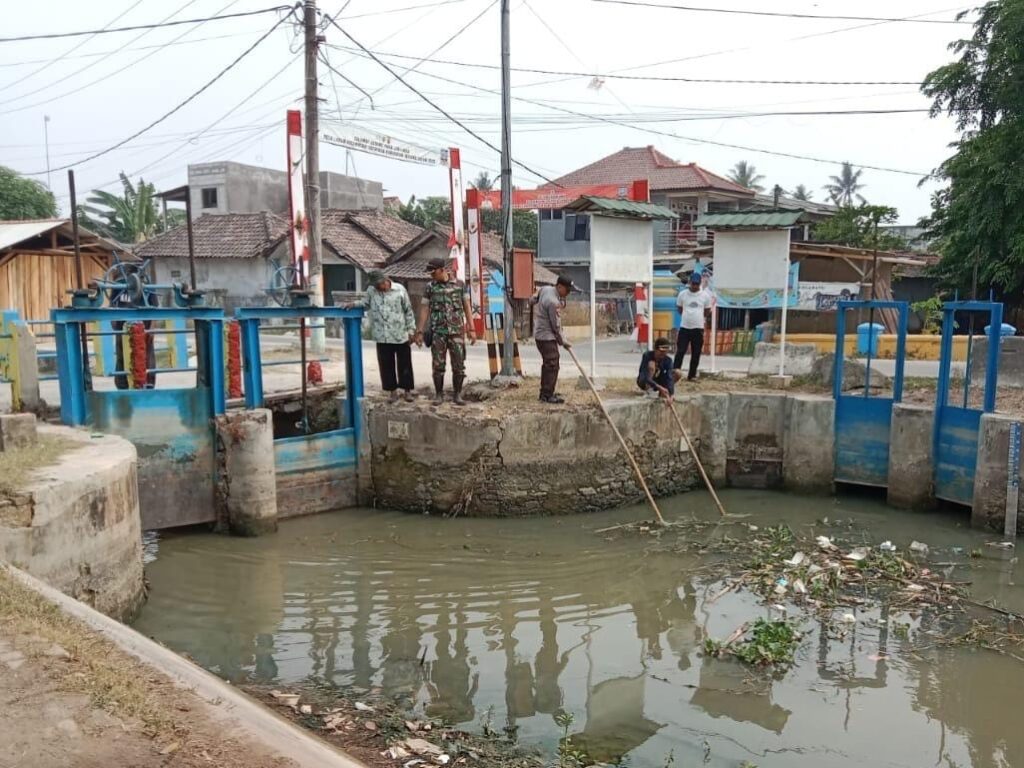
[133,494,1024,767]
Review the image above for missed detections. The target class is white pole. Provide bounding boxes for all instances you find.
[710,295,718,374]
[779,263,790,377]
[590,267,598,378]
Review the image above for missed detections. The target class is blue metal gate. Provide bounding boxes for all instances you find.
[934,301,1002,506]
[833,300,908,487]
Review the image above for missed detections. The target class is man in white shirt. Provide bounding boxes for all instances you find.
[673,271,712,381]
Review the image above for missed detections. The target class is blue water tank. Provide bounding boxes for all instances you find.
[983,323,1016,337]
[857,322,884,355]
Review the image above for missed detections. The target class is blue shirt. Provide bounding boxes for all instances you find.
[638,351,675,395]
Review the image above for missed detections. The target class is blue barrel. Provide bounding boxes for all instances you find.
[857,322,884,355]
[984,323,1016,337]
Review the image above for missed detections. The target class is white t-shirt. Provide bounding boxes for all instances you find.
[677,288,712,329]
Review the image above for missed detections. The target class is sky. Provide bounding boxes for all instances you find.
[0,0,972,224]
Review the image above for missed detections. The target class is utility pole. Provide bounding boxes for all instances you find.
[304,0,325,353]
[499,0,515,376]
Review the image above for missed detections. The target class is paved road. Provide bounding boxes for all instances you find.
[2,334,944,412]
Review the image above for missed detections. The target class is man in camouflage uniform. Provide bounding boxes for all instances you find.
[415,257,476,405]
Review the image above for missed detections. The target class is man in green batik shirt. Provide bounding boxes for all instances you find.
[414,257,476,405]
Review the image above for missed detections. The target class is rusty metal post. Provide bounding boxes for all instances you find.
[185,187,198,292]
[67,170,84,290]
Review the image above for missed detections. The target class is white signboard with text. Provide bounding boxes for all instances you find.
[712,229,791,290]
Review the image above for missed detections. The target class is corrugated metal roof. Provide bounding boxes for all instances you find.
[695,210,806,228]
[564,196,678,219]
[0,219,65,250]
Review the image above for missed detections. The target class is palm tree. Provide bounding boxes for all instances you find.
[791,184,813,202]
[824,162,866,207]
[79,174,162,243]
[471,172,495,191]
[727,160,765,192]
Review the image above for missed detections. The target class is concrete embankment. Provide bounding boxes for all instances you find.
[365,393,835,516]
[0,419,145,621]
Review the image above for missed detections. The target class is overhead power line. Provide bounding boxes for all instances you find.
[393,61,929,177]
[22,11,294,175]
[327,43,924,86]
[325,16,563,187]
[341,0,469,19]
[590,0,971,24]
[0,5,291,44]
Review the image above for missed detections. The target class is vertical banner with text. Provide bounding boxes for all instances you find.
[447,148,466,282]
[465,188,487,335]
[286,110,309,285]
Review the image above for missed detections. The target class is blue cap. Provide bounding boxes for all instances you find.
[689,272,702,284]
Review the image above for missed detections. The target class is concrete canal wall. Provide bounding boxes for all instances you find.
[0,420,145,621]
[365,393,836,517]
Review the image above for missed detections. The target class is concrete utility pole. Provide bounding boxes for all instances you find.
[499,0,515,376]
[304,0,325,353]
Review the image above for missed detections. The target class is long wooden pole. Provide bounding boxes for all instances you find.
[566,347,666,526]
[666,398,727,517]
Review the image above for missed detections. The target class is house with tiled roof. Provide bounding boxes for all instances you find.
[538,146,756,265]
[137,210,448,313]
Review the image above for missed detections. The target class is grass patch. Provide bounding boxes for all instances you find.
[0,435,77,498]
[0,568,173,734]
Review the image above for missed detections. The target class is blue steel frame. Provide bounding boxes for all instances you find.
[833,300,908,487]
[234,306,365,442]
[933,300,1003,506]
[51,306,226,426]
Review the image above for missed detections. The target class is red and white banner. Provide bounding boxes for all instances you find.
[465,188,487,335]
[475,179,649,211]
[286,110,309,285]
[447,148,466,282]
[634,282,649,345]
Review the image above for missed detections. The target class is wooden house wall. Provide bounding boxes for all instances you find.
[0,251,108,323]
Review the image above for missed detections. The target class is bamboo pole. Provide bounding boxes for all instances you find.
[566,346,666,526]
[666,398,727,517]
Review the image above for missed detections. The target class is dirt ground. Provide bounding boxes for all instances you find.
[0,571,296,768]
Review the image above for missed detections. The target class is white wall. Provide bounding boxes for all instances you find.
[712,229,791,290]
[590,215,653,283]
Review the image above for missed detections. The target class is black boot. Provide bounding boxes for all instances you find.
[452,376,466,406]
[432,373,445,404]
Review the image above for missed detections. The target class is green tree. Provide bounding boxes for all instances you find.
[396,195,451,230]
[814,204,905,250]
[824,162,866,206]
[471,172,495,191]
[481,208,537,250]
[0,165,58,219]
[791,184,813,201]
[727,160,765,192]
[78,173,168,244]
[921,0,1024,301]
[395,195,537,250]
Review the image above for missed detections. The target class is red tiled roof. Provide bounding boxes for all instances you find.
[548,146,754,195]
[135,212,287,260]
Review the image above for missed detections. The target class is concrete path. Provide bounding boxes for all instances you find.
[2,334,944,412]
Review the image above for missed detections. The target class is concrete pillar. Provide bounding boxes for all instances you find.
[972,413,1024,533]
[693,393,728,483]
[888,404,935,510]
[356,398,374,506]
[783,395,834,493]
[216,409,278,536]
[14,324,40,411]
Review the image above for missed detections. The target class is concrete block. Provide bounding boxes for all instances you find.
[748,342,819,376]
[784,395,834,493]
[0,413,37,451]
[972,413,1024,532]
[769,375,793,390]
[810,352,891,392]
[888,404,934,510]
[726,393,786,489]
[216,409,278,537]
[969,336,1024,388]
[690,393,728,483]
[14,324,40,411]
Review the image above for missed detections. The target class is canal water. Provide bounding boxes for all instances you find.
[134,492,1024,767]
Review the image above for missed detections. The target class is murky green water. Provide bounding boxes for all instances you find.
[134,492,1024,767]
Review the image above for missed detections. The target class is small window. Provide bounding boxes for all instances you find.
[170,270,182,279]
[201,187,218,208]
[565,213,590,242]
[552,209,563,220]
[539,209,551,221]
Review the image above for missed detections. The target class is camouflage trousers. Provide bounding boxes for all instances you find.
[431,333,466,376]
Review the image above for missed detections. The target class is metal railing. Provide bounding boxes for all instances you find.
[656,227,714,254]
